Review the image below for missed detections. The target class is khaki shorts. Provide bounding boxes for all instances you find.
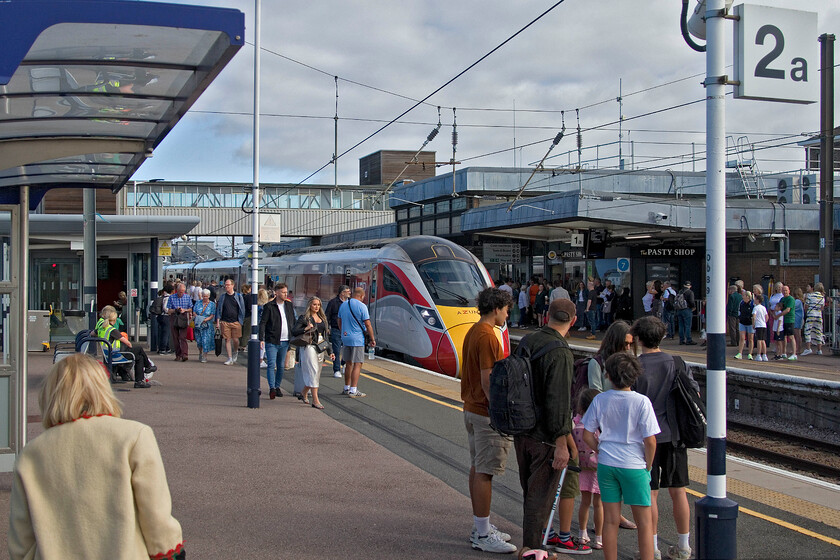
[560,455,580,499]
[464,411,511,476]
[220,321,242,340]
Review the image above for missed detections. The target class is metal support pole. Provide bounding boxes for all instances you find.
[696,1,738,558]
[246,0,262,408]
[83,188,97,331]
[16,186,29,453]
[819,34,835,290]
[150,237,159,350]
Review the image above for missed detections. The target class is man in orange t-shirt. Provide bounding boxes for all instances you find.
[461,287,515,554]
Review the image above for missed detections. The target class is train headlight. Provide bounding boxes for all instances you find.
[414,305,443,330]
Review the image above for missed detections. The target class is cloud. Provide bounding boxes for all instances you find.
[138,0,840,185]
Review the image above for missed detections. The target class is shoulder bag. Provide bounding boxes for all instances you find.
[348,300,372,345]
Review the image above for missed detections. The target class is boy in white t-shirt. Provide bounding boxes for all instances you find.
[582,353,660,560]
[752,294,769,362]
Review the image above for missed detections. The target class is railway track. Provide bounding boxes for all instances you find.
[727,421,840,481]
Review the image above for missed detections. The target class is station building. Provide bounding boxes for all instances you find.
[380,163,839,317]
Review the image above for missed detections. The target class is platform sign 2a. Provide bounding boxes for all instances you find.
[733,4,818,104]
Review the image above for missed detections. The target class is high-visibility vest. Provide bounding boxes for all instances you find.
[95,318,121,352]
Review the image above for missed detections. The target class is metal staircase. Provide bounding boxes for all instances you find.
[726,136,766,199]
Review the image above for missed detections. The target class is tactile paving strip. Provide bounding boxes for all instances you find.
[689,465,840,529]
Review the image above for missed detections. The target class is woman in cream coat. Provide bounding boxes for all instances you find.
[8,353,184,560]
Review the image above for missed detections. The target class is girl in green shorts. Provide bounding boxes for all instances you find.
[582,353,660,560]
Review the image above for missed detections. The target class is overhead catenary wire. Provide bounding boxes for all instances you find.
[193,130,811,241]
[287,0,569,188]
[507,112,565,212]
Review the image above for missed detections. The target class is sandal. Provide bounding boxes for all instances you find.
[311,403,324,410]
[619,517,638,530]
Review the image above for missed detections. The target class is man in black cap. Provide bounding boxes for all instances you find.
[325,284,351,378]
[675,281,697,345]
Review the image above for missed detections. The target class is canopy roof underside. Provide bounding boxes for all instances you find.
[0,0,244,209]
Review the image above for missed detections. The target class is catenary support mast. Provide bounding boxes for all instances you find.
[696,1,739,557]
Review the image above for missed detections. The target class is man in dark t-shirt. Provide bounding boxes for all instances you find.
[214,279,245,365]
[779,285,797,360]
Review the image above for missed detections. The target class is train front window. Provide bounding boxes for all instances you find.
[417,260,486,307]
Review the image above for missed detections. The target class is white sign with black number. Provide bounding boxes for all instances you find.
[483,244,521,265]
[733,4,818,104]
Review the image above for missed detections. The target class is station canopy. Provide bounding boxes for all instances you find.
[0,0,245,209]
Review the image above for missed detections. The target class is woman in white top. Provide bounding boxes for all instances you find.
[291,297,335,409]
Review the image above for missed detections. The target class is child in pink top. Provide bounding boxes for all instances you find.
[572,388,604,550]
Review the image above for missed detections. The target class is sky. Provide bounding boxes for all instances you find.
[133,0,840,188]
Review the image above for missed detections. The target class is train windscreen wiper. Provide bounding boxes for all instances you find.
[422,271,468,305]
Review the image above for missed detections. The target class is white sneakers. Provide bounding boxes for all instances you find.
[800,349,813,356]
[470,527,516,554]
[224,358,235,366]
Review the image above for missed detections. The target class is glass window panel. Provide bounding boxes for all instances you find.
[0,226,10,283]
[397,209,408,221]
[27,24,228,67]
[0,294,9,367]
[408,206,421,219]
[437,199,450,213]
[0,377,8,448]
[452,214,461,233]
[409,222,420,236]
[452,197,467,210]
[0,119,156,140]
[436,217,450,235]
[399,224,408,237]
[422,220,434,235]
[423,203,435,216]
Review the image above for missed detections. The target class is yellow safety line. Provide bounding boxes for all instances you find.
[357,364,840,548]
[359,372,462,411]
[685,488,840,548]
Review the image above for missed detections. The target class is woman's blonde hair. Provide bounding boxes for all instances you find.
[100,305,118,323]
[257,288,270,306]
[304,297,329,333]
[39,353,122,429]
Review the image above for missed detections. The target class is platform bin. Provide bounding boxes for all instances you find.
[695,496,739,559]
[27,310,50,351]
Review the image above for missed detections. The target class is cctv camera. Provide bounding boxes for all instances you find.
[654,212,668,220]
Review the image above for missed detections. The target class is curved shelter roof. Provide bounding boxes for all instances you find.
[0,0,245,208]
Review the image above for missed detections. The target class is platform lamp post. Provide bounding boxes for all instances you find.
[683,1,739,557]
[246,0,262,408]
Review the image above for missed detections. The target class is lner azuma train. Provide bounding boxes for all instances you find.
[164,236,509,378]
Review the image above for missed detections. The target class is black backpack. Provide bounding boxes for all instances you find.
[668,356,706,448]
[149,296,165,316]
[488,338,564,436]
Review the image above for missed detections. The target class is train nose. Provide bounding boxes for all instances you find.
[437,322,473,378]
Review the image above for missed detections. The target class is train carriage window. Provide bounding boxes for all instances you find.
[417,260,486,307]
[382,267,407,298]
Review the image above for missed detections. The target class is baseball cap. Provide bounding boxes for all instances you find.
[548,298,576,323]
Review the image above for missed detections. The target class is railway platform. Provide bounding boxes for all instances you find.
[1,346,839,559]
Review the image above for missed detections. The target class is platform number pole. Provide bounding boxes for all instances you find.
[246,0,262,408]
[697,1,739,558]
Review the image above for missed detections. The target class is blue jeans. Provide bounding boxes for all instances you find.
[588,310,599,335]
[330,329,344,373]
[662,308,675,338]
[265,341,290,389]
[677,309,693,343]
